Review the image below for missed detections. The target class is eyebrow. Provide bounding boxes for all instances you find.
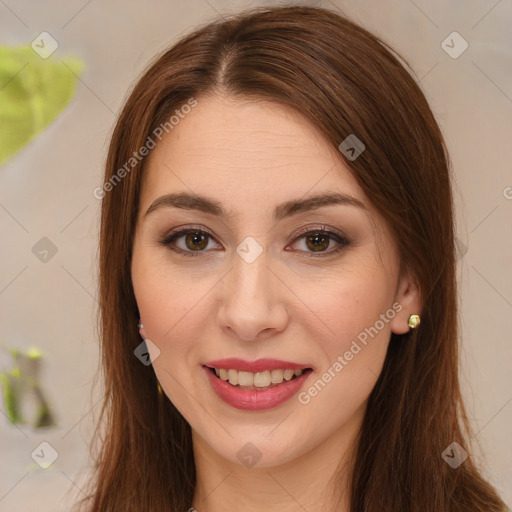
[144,191,366,222]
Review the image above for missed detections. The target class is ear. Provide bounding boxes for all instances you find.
[138,318,147,339]
[390,270,422,335]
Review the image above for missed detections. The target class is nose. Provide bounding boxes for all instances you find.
[216,248,289,342]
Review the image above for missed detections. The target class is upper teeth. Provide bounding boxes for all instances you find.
[214,368,304,387]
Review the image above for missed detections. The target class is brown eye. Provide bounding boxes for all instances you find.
[160,228,220,257]
[160,226,350,258]
[304,233,331,252]
[184,232,209,251]
[289,228,350,257]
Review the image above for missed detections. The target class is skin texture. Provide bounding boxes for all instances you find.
[131,93,421,512]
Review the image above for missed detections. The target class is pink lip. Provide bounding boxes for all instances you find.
[202,365,313,411]
[203,358,312,372]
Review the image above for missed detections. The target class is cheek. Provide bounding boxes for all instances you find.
[131,255,218,413]
[310,262,394,349]
[297,270,393,422]
[132,246,208,342]
[131,252,207,409]
[301,261,395,410]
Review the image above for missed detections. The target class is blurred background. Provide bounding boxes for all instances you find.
[0,0,511,510]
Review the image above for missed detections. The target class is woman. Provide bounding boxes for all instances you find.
[78,5,507,511]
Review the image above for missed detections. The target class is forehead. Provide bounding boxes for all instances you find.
[142,94,366,206]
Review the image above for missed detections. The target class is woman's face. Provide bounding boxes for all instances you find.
[131,94,420,468]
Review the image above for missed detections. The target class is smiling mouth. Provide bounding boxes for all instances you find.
[204,365,313,391]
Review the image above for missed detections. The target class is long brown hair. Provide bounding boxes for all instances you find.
[77,5,506,511]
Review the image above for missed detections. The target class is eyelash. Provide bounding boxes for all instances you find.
[158,224,351,258]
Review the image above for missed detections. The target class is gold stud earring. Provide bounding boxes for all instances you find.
[408,314,421,329]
